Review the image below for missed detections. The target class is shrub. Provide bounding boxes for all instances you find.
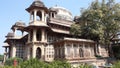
[113,61,120,68]
[20,59,71,68]
[50,60,71,68]
[20,58,46,68]
[5,57,23,66]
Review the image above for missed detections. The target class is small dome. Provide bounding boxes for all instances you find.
[15,21,26,27]
[26,0,48,13]
[6,32,14,37]
[30,0,45,7]
[49,6,73,21]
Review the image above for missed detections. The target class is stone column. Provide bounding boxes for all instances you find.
[64,43,67,58]
[34,10,37,21]
[26,46,30,59]
[3,54,7,63]
[41,29,45,42]
[44,14,46,23]
[13,27,17,36]
[3,47,8,63]
[41,10,45,21]
[83,42,85,58]
[88,45,91,58]
[33,29,37,42]
[11,45,16,58]
[41,45,45,60]
[71,43,74,58]
[32,46,36,58]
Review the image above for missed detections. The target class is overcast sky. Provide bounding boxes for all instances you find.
[0,0,120,54]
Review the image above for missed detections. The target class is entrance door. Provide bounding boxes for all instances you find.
[36,47,41,59]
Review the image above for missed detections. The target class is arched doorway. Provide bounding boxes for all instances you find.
[79,48,84,57]
[36,47,41,59]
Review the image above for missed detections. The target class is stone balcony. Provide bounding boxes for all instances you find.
[29,21,48,27]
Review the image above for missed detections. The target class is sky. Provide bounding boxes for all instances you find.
[0,0,120,55]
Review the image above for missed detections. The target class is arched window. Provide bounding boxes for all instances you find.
[36,11,42,21]
[36,47,41,59]
[36,29,41,41]
[79,48,84,57]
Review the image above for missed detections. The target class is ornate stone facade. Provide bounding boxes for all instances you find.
[3,0,108,66]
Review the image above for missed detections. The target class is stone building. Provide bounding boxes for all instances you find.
[3,0,108,66]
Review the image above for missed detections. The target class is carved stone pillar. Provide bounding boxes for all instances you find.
[41,29,45,42]
[11,45,16,58]
[34,10,37,21]
[32,46,36,58]
[41,10,45,21]
[33,29,37,42]
[64,42,67,58]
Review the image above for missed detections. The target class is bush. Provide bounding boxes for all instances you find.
[5,57,23,66]
[113,61,120,68]
[20,59,71,68]
[50,60,71,68]
[3,58,94,68]
[20,58,46,68]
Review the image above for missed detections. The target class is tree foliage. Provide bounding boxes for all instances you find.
[71,0,120,45]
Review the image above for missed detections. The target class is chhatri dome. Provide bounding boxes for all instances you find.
[49,6,73,21]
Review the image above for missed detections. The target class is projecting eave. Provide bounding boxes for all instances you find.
[53,37,95,45]
[49,18,73,27]
[4,36,23,43]
[2,43,10,48]
[26,6,48,13]
[51,28,70,35]
[64,37,95,43]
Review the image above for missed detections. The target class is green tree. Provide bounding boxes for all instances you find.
[70,23,81,37]
[71,0,120,56]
